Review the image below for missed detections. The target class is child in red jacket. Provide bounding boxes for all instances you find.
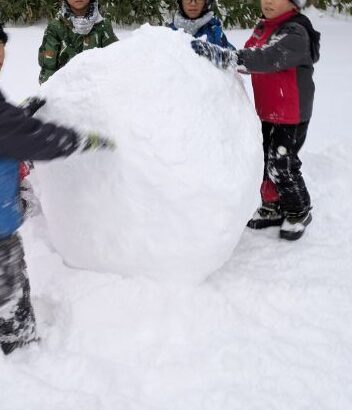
[191,0,320,240]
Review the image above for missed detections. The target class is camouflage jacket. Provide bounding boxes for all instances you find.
[38,15,118,83]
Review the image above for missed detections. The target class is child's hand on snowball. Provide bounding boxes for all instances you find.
[79,132,116,152]
[191,40,238,70]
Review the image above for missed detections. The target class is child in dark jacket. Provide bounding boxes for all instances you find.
[191,0,320,240]
[39,0,118,84]
[0,24,115,356]
[169,0,234,48]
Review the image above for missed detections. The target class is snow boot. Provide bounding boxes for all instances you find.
[247,202,284,229]
[280,212,312,241]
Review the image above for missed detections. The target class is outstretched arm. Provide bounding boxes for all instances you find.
[236,23,311,73]
[192,23,311,73]
[0,93,115,161]
[0,93,79,160]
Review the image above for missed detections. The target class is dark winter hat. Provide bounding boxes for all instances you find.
[289,0,306,9]
[0,24,8,44]
[177,0,214,17]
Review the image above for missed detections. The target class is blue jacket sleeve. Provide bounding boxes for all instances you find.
[220,31,236,50]
[202,20,236,50]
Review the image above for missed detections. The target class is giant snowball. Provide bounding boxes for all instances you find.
[36,25,263,284]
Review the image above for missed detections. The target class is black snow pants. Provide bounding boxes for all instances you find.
[0,234,37,350]
[262,121,311,217]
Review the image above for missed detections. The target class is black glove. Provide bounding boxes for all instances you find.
[20,96,46,117]
[79,132,116,152]
[191,40,238,70]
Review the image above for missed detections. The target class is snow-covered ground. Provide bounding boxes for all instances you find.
[1,8,352,410]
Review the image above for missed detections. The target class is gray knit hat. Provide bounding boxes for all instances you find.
[289,0,306,9]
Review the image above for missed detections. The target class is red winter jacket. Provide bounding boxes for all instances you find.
[237,11,320,124]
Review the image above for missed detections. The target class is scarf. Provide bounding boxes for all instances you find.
[173,11,214,37]
[61,1,103,35]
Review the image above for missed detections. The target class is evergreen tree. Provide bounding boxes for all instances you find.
[0,0,351,26]
[0,0,57,23]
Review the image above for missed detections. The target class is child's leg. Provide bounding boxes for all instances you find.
[261,122,280,204]
[262,121,273,181]
[247,122,282,230]
[0,234,37,354]
[267,122,311,217]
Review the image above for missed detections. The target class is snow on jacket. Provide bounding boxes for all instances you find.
[169,16,234,49]
[38,15,118,84]
[237,10,320,124]
[0,91,80,238]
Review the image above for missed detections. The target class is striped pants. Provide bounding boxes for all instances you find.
[0,234,37,349]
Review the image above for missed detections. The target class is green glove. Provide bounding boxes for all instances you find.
[80,132,116,152]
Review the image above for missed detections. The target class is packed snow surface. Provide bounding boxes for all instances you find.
[1,8,352,410]
[35,25,262,283]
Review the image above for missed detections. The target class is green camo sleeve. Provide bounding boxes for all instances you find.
[38,22,61,84]
[102,20,118,48]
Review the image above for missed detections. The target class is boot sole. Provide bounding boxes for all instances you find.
[247,217,284,230]
[280,213,312,241]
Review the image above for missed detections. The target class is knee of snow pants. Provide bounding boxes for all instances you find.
[267,144,303,183]
[267,143,310,216]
